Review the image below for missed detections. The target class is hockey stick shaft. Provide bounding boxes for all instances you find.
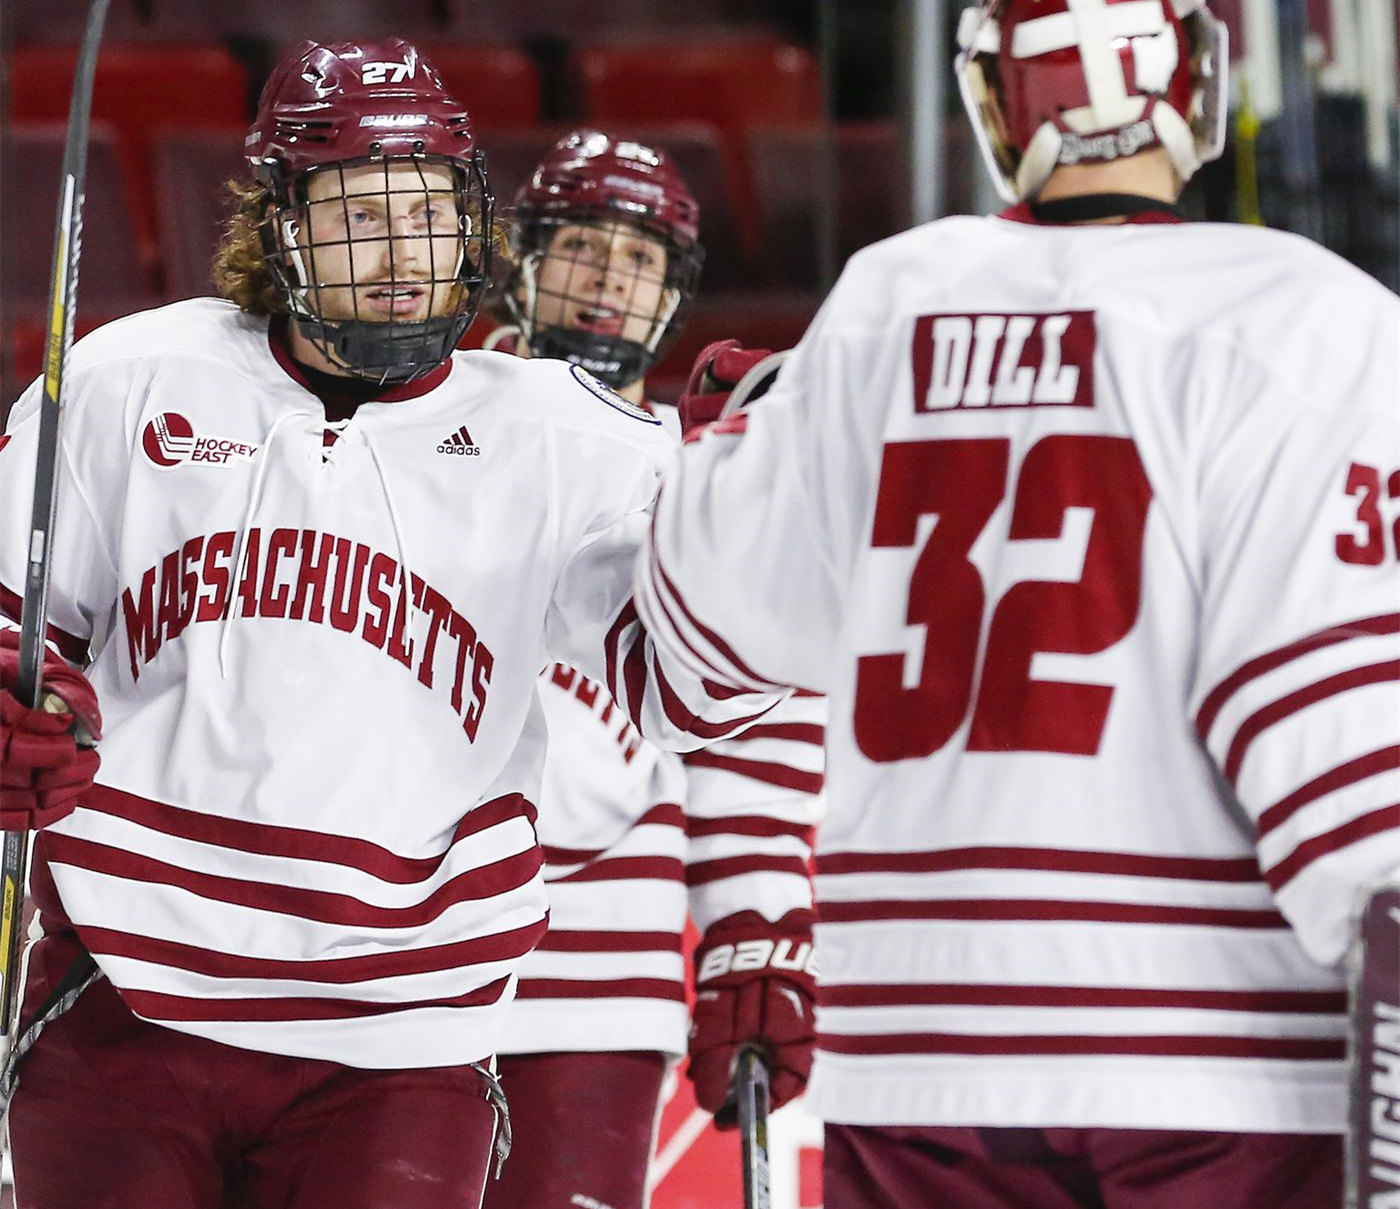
[1,0,112,1041]
[735,1046,772,1209]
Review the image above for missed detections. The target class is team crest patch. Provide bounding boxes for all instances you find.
[140,412,260,469]
[569,365,661,425]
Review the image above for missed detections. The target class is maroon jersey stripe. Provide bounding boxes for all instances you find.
[84,784,535,883]
[682,749,824,794]
[1257,745,1400,839]
[1195,613,1400,737]
[735,721,826,745]
[46,833,542,928]
[686,815,814,842]
[1264,802,1400,892]
[125,976,512,1023]
[1222,661,1400,784]
[817,1032,1345,1060]
[687,854,812,887]
[548,855,685,884]
[820,983,1347,1013]
[650,540,783,689]
[817,898,1289,928]
[515,976,686,1002]
[650,651,774,740]
[79,920,545,982]
[816,846,1264,882]
[533,930,684,953]
[541,803,684,865]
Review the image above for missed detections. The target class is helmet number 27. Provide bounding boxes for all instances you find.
[854,434,1153,762]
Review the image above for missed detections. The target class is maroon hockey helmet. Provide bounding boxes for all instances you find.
[244,39,493,383]
[955,0,1228,202]
[505,130,704,391]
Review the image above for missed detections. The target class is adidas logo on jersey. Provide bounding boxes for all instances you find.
[436,424,480,456]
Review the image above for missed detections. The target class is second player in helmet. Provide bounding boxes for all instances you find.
[485,131,825,1209]
[503,130,703,403]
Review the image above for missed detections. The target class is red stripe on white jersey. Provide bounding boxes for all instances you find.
[547,855,685,884]
[682,749,824,794]
[1257,745,1400,839]
[46,833,542,928]
[514,977,686,1002]
[818,898,1289,928]
[81,920,545,982]
[84,783,535,882]
[124,975,512,1023]
[816,846,1265,882]
[1195,612,1400,737]
[1221,660,1400,785]
[817,1032,1345,1061]
[541,803,683,865]
[1263,802,1400,892]
[532,929,683,953]
[820,983,1347,1013]
[686,814,814,842]
[686,854,812,887]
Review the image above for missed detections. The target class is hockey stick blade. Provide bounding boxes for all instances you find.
[2,0,112,1047]
[734,1046,772,1209]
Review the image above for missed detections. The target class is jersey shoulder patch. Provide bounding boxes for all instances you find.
[569,365,662,425]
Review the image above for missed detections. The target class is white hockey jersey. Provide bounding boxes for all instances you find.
[0,298,783,1070]
[498,670,824,1057]
[500,404,825,1057]
[637,209,1400,1133]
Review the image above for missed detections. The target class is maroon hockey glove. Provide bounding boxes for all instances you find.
[1,629,101,832]
[688,909,816,1126]
[677,340,775,437]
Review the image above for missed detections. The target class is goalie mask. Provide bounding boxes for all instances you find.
[955,0,1228,202]
[245,38,493,383]
[507,130,704,391]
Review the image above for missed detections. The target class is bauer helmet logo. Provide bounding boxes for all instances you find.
[361,59,416,86]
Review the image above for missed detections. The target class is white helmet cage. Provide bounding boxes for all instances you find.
[955,0,1229,203]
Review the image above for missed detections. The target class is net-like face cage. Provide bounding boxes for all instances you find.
[261,153,494,384]
[507,211,703,391]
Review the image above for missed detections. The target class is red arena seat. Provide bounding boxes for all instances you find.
[149,126,251,301]
[2,122,162,316]
[417,45,543,132]
[9,44,250,276]
[570,39,823,261]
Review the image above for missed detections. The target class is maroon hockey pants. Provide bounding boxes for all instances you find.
[823,1122,1343,1208]
[480,1051,668,1209]
[9,950,502,1209]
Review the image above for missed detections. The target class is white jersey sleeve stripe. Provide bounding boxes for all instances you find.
[1257,745,1400,839]
[682,749,824,794]
[1195,612,1400,737]
[1264,803,1400,892]
[1219,660,1400,785]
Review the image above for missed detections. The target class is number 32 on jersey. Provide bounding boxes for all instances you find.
[854,434,1152,763]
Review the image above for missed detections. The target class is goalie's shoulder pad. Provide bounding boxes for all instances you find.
[569,365,661,426]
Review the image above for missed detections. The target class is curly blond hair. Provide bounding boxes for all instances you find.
[212,179,284,316]
[211,175,513,316]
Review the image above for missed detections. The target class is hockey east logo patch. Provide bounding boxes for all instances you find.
[569,365,661,425]
[141,412,260,469]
